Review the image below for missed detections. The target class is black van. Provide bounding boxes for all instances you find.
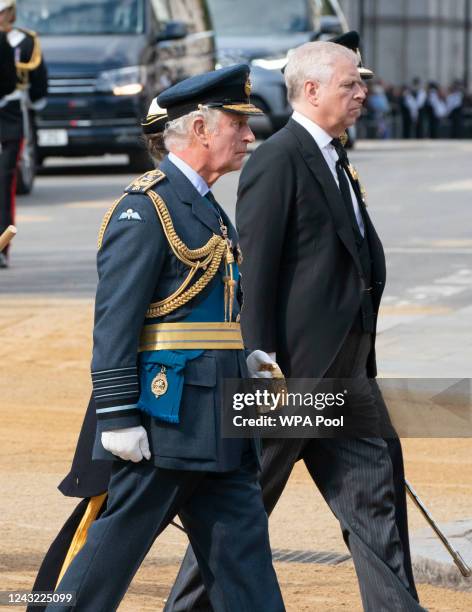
[16,0,215,175]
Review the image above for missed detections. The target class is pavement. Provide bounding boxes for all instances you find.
[411,518,472,591]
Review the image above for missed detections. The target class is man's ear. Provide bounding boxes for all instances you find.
[192,117,210,146]
[304,80,320,106]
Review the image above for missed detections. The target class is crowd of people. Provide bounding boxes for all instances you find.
[363,76,469,139]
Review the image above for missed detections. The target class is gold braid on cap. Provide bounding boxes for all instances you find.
[142,113,168,126]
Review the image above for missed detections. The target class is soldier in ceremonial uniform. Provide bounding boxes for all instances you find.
[0,31,16,97]
[0,0,47,267]
[43,65,285,612]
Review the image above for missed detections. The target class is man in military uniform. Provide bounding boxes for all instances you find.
[0,31,16,97]
[43,65,285,612]
[0,0,47,267]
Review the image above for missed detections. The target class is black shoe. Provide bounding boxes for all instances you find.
[0,252,9,268]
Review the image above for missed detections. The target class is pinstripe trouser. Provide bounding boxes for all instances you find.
[164,331,426,612]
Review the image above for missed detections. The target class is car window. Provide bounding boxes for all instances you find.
[15,0,145,35]
[151,0,210,33]
[207,0,311,36]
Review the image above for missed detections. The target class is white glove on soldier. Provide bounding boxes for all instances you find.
[101,426,151,462]
[246,350,279,378]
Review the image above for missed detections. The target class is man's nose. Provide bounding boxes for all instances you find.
[243,124,256,143]
[354,83,366,101]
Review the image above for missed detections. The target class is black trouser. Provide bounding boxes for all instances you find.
[0,138,21,247]
[164,331,423,612]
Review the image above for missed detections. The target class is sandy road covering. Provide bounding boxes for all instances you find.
[0,297,471,610]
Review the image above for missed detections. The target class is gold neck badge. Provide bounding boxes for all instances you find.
[347,164,367,206]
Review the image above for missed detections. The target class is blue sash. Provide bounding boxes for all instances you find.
[137,264,239,423]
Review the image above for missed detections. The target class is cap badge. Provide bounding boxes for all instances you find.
[244,77,252,97]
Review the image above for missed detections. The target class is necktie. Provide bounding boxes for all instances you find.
[330,138,364,238]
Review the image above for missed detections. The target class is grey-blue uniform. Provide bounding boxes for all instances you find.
[46,64,284,612]
[91,157,256,472]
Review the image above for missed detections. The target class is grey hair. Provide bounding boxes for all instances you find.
[163,106,221,150]
[284,41,357,103]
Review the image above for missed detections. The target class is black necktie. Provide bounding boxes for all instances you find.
[330,138,363,238]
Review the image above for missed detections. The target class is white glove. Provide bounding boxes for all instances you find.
[246,350,279,378]
[101,426,151,462]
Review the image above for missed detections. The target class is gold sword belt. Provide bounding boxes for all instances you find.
[138,321,244,352]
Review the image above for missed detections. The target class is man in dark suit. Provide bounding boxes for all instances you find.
[165,40,425,611]
[42,65,285,612]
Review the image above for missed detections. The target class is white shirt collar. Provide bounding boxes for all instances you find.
[291,110,333,151]
[168,152,210,197]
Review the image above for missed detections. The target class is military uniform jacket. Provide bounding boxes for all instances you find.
[90,156,254,474]
[236,118,386,379]
[0,27,47,141]
[0,32,17,98]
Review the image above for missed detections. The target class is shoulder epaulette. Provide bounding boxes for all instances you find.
[97,169,166,249]
[124,169,166,194]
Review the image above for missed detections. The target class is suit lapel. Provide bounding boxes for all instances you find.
[159,157,221,235]
[284,119,363,276]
